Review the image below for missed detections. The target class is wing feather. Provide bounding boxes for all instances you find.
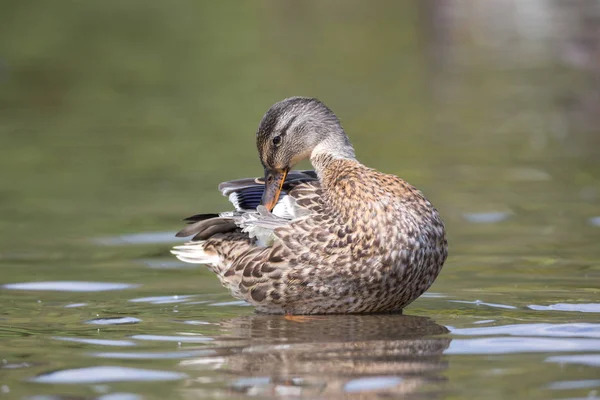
[177,170,320,240]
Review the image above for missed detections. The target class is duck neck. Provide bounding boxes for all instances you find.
[310,133,357,178]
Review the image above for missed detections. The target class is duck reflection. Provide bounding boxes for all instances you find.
[180,314,450,398]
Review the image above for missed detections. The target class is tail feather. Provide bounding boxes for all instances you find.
[183,213,219,223]
[175,217,237,239]
[171,241,220,265]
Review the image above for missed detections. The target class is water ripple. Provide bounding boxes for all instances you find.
[2,281,139,292]
[449,300,517,310]
[94,232,183,246]
[463,212,510,224]
[129,295,196,304]
[85,317,142,325]
[528,303,600,313]
[178,320,212,326]
[53,337,136,347]
[208,300,250,307]
[131,334,213,343]
[97,394,143,400]
[421,292,447,298]
[30,366,186,384]
[451,323,600,338]
[64,303,87,308]
[547,379,600,390]
[231,377,272,389]
[90,349,216,359]
[445,338,600,354]
[344,376,404,393]
[138,259,196,269]
[546,354,600,367]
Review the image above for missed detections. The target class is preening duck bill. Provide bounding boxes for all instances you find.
[261,167,289,212]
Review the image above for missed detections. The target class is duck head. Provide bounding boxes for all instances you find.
[255,97,355,211]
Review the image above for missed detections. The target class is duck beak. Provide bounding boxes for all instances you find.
[261,167,289,212]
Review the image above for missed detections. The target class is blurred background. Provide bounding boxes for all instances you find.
[0,1,599,399]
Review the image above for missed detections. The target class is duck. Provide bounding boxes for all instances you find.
[171,97,447,314]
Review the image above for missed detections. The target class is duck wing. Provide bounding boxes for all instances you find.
[175,170,318,242]
[218,169,317,211]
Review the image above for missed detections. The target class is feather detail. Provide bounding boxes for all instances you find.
[175,217,236,239]
[176,170,318,239]
[171,241,220,265]
[182,213,219,223]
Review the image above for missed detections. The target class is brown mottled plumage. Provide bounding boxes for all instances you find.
[171,97,447,314]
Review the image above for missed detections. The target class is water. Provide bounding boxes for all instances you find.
[1,1,599,399]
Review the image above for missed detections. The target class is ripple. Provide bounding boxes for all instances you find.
[553,397,600,400]
[449,300,517,310]
[208,300,250,307]
[53,337,136,347]
[139,259,197,269]
[344,376,403,393]
[27,395,143,400]
[85,317,142,325]
[64,303,87,308]
[129,295,197,304]
[2,281,139,292]
[26,396,67,400]
[90,349,215,359]
[546,354,600,367]
[31,366,186,384]
[97,394,143,400]
[547,379,600,390]
[528,303,600,313]
[445,338,600,354]
[450,323,600,338]
[463,212,510,224]
[130,334,214,343]
[1,362,35,369]
[94,232,183,246]
[178,320,212,326]
[590,216,600,227]
[231,377,271,389]
[420,292,447,298]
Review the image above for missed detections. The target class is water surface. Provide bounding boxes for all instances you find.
[1,1,599,399]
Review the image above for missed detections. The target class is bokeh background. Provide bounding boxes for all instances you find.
[0,1,599,399]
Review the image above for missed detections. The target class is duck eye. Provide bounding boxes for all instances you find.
[272,136,282,146]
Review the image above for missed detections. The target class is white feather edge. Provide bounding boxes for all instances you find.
[228,193,242,211]
[170,242,220,265]
[172,191,312,263]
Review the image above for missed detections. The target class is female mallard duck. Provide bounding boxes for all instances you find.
[172,97,447,314]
